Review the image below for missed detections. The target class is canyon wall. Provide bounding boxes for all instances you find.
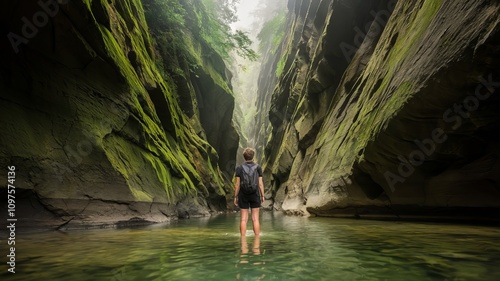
[0,0,237,227]
[262,0,500,221]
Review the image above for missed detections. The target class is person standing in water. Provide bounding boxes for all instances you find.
[234,147,265,236]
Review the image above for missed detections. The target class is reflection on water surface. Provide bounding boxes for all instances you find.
[2,212,500,280]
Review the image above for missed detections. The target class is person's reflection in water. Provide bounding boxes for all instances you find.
[240,236,249,263]
[240,235,261,259]
[252,235,261,256]
[237,235,266,280]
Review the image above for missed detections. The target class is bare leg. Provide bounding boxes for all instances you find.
[251,207,260,236]
[240,209,249,236]
[240,235,248,254]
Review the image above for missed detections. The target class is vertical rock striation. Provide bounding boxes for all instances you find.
[263,0,500,221]
[0,0,237,226]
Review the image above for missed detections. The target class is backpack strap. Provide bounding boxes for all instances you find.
[250,164,258,173]
[241,163,251,175]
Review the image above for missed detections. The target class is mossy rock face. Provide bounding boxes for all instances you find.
[0,0,235,225]
[263,0,500,221]
[143,0,239,181]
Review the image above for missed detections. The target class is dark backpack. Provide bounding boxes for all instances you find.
[240,163,259,195]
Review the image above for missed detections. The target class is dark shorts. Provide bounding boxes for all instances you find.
[238,192,261,209]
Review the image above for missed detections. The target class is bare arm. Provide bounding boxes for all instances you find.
[259,177,265,203]
[234,177,240,206]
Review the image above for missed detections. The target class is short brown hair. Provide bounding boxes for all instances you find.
[243,147,255,161]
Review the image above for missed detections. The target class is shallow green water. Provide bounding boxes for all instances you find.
[2,212,500,280]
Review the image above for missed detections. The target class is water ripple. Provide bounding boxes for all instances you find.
[2,213,500,280]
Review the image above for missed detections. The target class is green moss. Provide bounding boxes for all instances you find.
[276,55,286,77]
[98,25,143,91]
[258,11,286,54]
[180,33,232,95]
[102,134,154,202]
[87,0,228,203]
[345,0,442,152]
[103,129,207,202]
[387,0,443,66]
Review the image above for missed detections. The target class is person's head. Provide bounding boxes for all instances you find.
[243,147,255,161]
